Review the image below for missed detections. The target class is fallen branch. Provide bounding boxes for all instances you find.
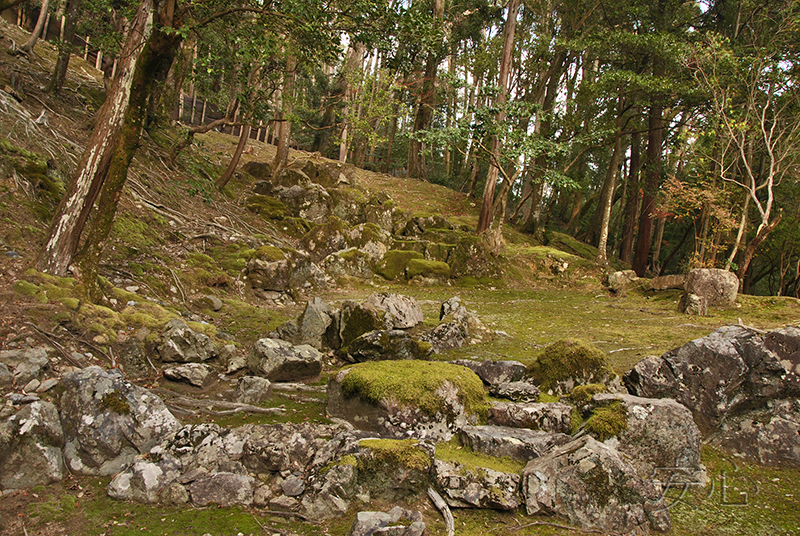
[428,487,454,536]
[271,383,326,393]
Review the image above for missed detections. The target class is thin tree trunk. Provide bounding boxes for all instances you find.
[736,214,782,291]
[273,55,296,168]
[619,130,641,264]
[596,115,624,266]
[651,215,666,273]
[46,0,81,94]
[217,124,251,189]
[37,0,156,276]
[477,0,520,234]
[19,0,49,54]
[632,103,663,277]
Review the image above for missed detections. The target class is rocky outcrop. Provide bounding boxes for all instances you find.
[624,325,799,435]
[592,393,704,481]
[248,338,323,381]
[60,367,181,476]
[432,459,521,510]
[522,435,671,535]
[0,401,64,489]
[684,268,739,307]
[157,318,217,363]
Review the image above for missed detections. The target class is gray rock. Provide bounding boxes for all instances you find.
[241,422,342,474]
[490,381,541,402]
[270,494,300,510]
[452,359,527,386]
[35,378,58,393]
[246,249,327,292]
[432,458,521,510]
[0,347,49,384]
[222,345,245,373]
[248,338,323,382]
[157,318,218,363]
[60,367,181,476]
[274,183,332,224]
[23,378,40,393]
[650,274,686,290]
[345,330,430,362]
[163,363,212,387]
[678,293,707,316]
[300,462,356,521]
[684,268,739,306]
[0,401,64,490]
[195,295,223,311]
[322,249,375,281]
[282,474,305,496]
[522,435,671,534]
[117,339,152,380]
[296,297,334,348]
[711,399,800,468]
[592,393,704,481]
[235,376,272,405]
[488,401,573,434]
[364,293,424,329]
[0,363,12,387]
[420,322,467,353]
[331,301,385,350]
[440,297,465,320]
[459,425,571,461]
[624,325,797,435]
[607,270,639,291]
[346,508,425,536]
[189,472,255,506]
[108,456,182,503]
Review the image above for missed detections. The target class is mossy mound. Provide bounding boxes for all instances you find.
[359,438,432,472]
[569,383,608,406]
[245,194,288,220]
[375,250,424,281]
[406,259,451,279]
[527,339,616,396]
[341,360,487,418]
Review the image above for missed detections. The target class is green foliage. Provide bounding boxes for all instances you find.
[341,360,487,418]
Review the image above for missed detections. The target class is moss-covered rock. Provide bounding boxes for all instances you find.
[300,216,349,262]
[375,250,424,281]
[527,339,617,396]
[344,329,431,362]
[406,259,451,280]
[245,194,288,220]
[584,401,628,441]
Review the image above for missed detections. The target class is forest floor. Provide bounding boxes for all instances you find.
[1,16,800,536]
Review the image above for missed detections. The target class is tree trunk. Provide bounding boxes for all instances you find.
[46,0,81,94]
[632,103,663,276]
[19,0,49,54]
[618,130,641,264]
[217,124,251,189]
[736,214,782,291]
[477,0,519,234]
[0,0,26,12]
[273,55,297,168]
[37,0,157,276]
[595,114,624,265]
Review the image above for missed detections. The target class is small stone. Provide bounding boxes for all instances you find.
[23,378,41,393]
[125,286,140,293]
[92,334,109,344]
[36,378,59,393]
[281,475,305,496]
[269,495,300,511]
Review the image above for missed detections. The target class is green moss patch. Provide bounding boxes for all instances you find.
[376,250,424,280]
[245,195,287,219]
[406,259,451,279]
[584,401,628,441]
[341,360,487,418]
[251,244,286,262]
[100,391,131,415]
[435,437,525,474]
[569,383,607,406]
[359,438,431,472]
[527,339,616,395]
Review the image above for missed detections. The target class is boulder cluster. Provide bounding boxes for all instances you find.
[240,157,500,298]
[2,295,799,535]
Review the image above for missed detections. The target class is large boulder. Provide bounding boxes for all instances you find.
[277,297,334,349]
[235,376,272,405]
[0,401,64,490]
[684,268,739,306]
[459,425,571,461]
[248,338,323,382]
[345,508,425,536]
[650,274,686,290]
[344,330,431,362]
[245,246,327,292]
[489,381,541,402]
[327,361,484,441]
[624,325,799,435]
[301,158,356,189]
[487,402,574,435]
[321,249,374,281]
[274,183,332,224]
[607,270,639,292]
[330,300,386,350]
[60,367,181,476]
[421,321,468,353]
[189,472,255,506]
[710,399,800,468]
[108,456,182,503]
[432,459,521,510]
[364,293,424,329]
[592,393,704,481]
[157,318,217,363]
[451,359,526,387]
[522,435,671,534]
[163,363,212,387]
